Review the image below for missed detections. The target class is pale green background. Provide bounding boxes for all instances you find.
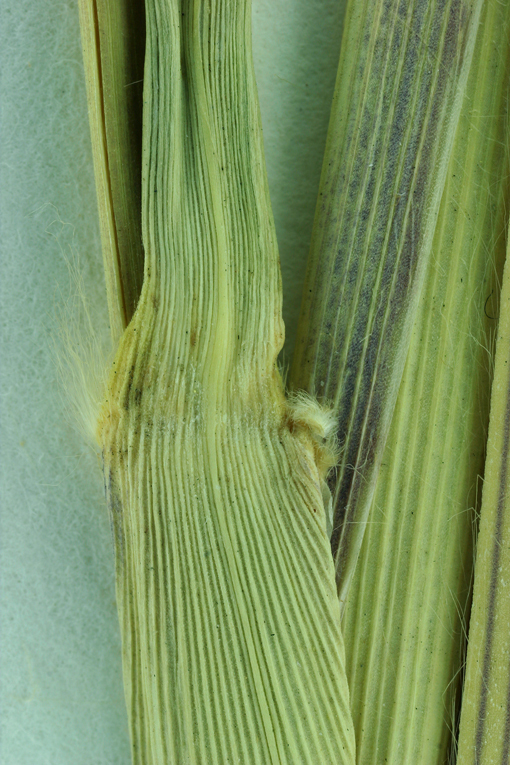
[0,1,345,762]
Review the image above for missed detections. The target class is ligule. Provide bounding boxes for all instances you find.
[456,222,510,761]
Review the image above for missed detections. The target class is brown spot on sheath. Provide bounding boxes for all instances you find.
[190,330,197,347]
[124,365,135,411]
[285,417,296,435]
[103,461,124,567]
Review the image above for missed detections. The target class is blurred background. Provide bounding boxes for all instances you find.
[0,1,345,762]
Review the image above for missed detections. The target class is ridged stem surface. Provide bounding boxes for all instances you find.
[98,2,355,762]
[456,193,510,762]
[290,0,482,602]
[342,1,510,761]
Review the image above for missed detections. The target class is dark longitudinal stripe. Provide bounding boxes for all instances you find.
[501,645,510,765]
[325,0,471,582]
[474,335,510,762]
[502,357,510,765]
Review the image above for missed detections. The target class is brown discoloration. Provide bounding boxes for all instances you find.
[124,364,136,411]
[104,463,125,566]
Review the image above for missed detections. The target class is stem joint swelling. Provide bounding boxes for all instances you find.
[88,0,356,762]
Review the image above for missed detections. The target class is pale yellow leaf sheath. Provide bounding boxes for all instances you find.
[343,1,510,761]
[96,2,355,763]
[290,0,482,603]
[456,205,510,760]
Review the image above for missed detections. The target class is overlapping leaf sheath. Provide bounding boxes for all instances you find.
[456,226,510,762]
[96,2,355,763]
[342,1,510,761]
[290,0,482,602]
[79,0,145,340]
